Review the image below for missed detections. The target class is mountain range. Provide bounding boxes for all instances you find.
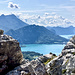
[6,25,68,44]
[0,14,28,32]
[46,26,75,35]
[0,14,75,35]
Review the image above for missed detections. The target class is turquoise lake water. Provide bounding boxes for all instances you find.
[21,35,74,56]
[21,44,65,55]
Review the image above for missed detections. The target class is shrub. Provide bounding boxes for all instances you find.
[62,69,66,74]
[72,52,75,55]
[0,30,4,35]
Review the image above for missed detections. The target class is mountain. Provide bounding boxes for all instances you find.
[0,14,28,32]
[6,25,68,44]
[46,26,75,35]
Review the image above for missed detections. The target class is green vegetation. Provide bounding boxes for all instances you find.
[72,52,75,55]
[65,59,69,65]
[44,56,57,65]
[44,58,53,65]
[62,69,67,74]
[22,51,43,61]
[6,25,68,44]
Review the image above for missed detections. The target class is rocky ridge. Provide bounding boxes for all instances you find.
[46,35,75,75]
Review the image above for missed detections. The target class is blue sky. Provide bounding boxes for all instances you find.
[0,0,75,27]
[0,0,75,17]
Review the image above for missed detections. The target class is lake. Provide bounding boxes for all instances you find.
[60,35,74,39]
[21,44,65,56]
[21,35,74,56]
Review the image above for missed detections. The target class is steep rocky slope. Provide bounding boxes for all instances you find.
[46,35,75,75]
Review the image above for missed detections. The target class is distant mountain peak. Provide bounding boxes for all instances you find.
[46,26,75,35]
[1,14,5,17]
[6,14,17,18]
[0,14,29,32]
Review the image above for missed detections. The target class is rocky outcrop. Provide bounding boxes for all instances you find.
[0,30,48,75]
[0,30,23,75]
[6,59,48,75]
[46,35,75,75]
[6,53,56,75]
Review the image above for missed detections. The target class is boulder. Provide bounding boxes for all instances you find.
[6,60,48,75]
[0,30,23,75]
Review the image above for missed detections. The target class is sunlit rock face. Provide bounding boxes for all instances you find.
[0,30,23,75]
[46,35,75,75]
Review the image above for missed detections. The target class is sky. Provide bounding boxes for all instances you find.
[0,0,75,27]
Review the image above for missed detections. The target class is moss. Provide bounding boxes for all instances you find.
[62,69,66,74]
[44,56,57,65]
[72,52,75,55]
[62,69,67,74]
[65,59,69,65]
[44,59,52,65]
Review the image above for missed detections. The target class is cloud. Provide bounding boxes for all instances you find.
[2,11,74,27]
[8,2,20,9]
[16,13,74,27]
[0,0,12,3]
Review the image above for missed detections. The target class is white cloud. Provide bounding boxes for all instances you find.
[8,2,20,9]
[16,13,74,27]
[0,0,12,3]
[0,11,74,27]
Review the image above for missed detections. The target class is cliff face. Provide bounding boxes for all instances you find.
[0,30,23,75]
[46,35,75,75]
